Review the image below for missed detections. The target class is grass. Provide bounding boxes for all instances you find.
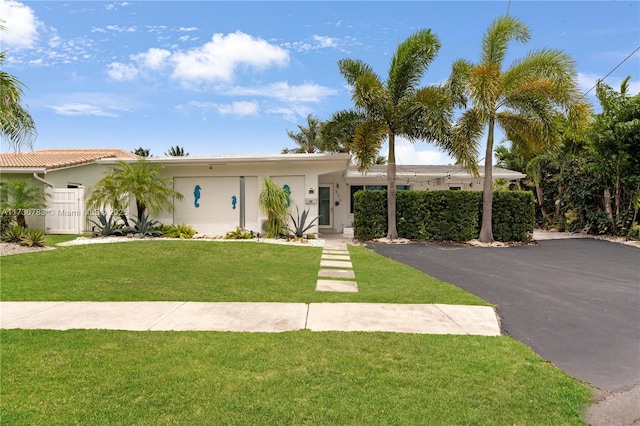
[1,330,591,425]
[0,240,485,305]
[44,234,85,246]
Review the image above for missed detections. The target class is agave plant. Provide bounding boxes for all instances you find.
[20,228,46,247]
[129,213,164,238]
[90,211,125,236]
[3,225,26,243]
[288,206,319,238]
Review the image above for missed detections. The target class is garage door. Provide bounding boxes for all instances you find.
[173,177,258,235]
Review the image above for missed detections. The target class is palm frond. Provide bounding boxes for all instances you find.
[449,108,485,176]
[351,119,387,173]
[481,15,530,66]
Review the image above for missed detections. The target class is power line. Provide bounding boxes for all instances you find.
[584,45,640,97]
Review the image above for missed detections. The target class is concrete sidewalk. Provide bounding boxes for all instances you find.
[0,302,500,335]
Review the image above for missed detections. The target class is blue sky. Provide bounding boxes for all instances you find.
[1,1,639,164]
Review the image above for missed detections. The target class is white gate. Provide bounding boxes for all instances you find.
[45,187,85,234]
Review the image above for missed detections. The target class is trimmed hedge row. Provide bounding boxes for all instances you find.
[353,190,534,242]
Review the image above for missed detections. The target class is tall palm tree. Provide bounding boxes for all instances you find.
[132,147,151,157]
[450,15,590,242]
[85,174,131,226]
[165,145,189,156]
[87,159,183,221]
[0,179,49,228]
[281,114,324,154]
[0,45,37,151]
[328,29,457,239]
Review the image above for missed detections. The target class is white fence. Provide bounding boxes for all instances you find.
[44,187,86,234]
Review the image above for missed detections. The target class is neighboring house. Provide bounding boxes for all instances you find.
[0,149,525,235]
[0,149,138,233]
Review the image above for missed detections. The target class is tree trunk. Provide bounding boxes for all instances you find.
[479,119,495,242]
[16,213,27,228]
[535,183,553,226]
[614,167,621,227]
[603,187,615,228]
[386,132,398,240]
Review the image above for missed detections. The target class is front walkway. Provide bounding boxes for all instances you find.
[0,301,501,335]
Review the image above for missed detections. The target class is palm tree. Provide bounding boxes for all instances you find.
[87,159,183,221]
[0,179,49,228]
[281,114,324,154]
[132,147,151,157]
[0,30,37,152]
[327,29,457,239]
[165,145,189,156]
[450,15,590,242]
[258,177,289,238]
[85,174,131,226]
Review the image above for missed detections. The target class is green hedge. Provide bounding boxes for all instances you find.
[354,190,534,242]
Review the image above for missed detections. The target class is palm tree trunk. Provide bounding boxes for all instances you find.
[603,187,615,229]
[479,119,495,242]
[387,132,398,240]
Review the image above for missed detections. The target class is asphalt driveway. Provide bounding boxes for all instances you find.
[366,237,640,392]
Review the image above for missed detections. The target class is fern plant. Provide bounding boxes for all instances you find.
[288,207,319,238]
[20,228,46,247]
[90,212,125,236]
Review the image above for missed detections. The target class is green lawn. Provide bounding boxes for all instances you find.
[0,240,485,305]
[1,330,591,425]
[0,239,592,424]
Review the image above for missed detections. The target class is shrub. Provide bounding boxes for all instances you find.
[3,225,26,243]
[354,190,534,242]
[627,224,640,241]
[258,178,288,238]
[20,228,46,247]
[225,227,253,240]
[164,224,196,239]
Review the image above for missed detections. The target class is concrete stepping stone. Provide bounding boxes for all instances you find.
[318,269,356,279]
[316,279,358,293]
[321,254,351,261]
[320,260,353,268]
[323,250,350,255]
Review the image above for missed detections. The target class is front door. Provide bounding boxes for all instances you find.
[318,185,332,228]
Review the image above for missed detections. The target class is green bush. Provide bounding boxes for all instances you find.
[163,224,196,239]
[627,224,640,241]
[354,190,534,242]
[225,227,254,240]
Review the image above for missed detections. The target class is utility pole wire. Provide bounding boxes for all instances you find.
[584,45,640,97]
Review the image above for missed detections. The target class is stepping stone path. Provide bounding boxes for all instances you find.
[316,239,358,292]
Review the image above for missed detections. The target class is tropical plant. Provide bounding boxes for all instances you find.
[85,175,130,226]
[87,159,183,222]
[0,21,37,152]
[288,206,319,238]
[19,228,46,247]
[163,223,196,239]
[282,114,325,154]
[449,15,590,242]
[224,226,254,240]
[3,225,26,243]
[132,147,151,157]
[165,145,189,156]
[90,212,125,236]
[1,211,14,236]
[258,178,289,238]
[129,213,164,238]
[0,178,49,228]
[326,29,458,239]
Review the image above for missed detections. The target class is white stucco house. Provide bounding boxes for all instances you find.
[0,149,526,235]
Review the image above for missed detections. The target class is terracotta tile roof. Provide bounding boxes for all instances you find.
[0,149,139,170]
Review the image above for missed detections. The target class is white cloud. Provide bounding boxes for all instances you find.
[0,0,39,48]
[179,26,198,32]
[226,82,336,103]
[50,103,119,117]
[132,47,171,70]
[105,24,136,33]
[312,35,336,48]
[265,105,312,122]
[171,31,289,83]
[107,62,139,81]
[105,2,128,11]
[216,101,259,116]
[389,137,453,165]
[578,72,640,98]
